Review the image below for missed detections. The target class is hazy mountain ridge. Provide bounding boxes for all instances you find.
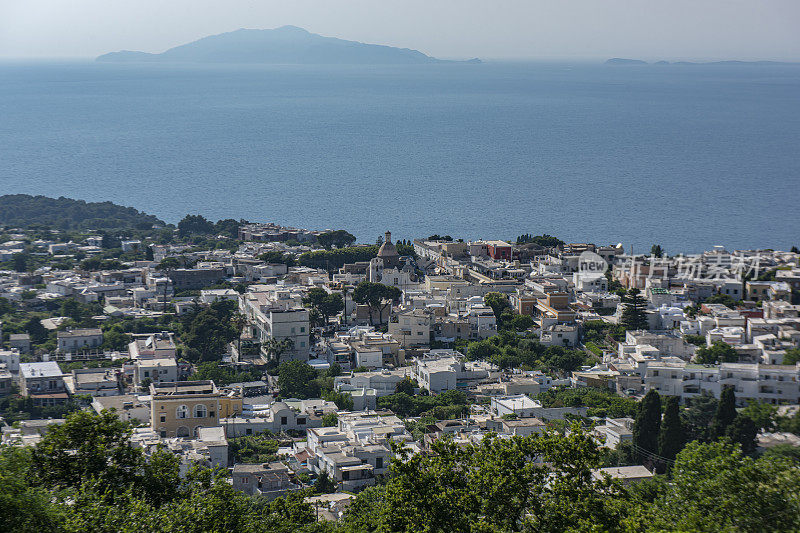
[96,26,470,64]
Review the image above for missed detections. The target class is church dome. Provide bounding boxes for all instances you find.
[377,231,399,267]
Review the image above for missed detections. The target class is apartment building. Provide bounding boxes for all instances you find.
[642,361,800,405]
[240,286,310,361]
[306,411,408,491]
[388,309,432,349]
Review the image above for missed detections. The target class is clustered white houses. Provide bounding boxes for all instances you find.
[3,223,799,508]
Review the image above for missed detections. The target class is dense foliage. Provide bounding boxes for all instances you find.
[298,244,416,271]
[536,387,638,418]
[465,331,592,375]
[179,300,239,362]
[515,234,565,247]
[2,410,800,532]
[0,194,166,230]
[377,389,469,418]
[696,341,738,364]
[190,361,262,386]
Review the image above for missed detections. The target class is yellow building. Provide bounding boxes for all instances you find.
[150,381,240,438]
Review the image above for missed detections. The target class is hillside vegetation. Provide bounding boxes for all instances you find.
[0,195,166,230]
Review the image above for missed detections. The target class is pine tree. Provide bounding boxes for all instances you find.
[658,396,685,461]
[710,386,737,439]
[620,288,649,330]
[650,244,664,258]
[633,389,662,461]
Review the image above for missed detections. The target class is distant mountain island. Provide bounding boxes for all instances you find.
[605,57,797,66]
[97,26,478,65]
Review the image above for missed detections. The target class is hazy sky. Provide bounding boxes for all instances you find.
[1,0,799,60]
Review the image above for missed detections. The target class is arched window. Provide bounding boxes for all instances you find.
[193,426,202,437]
[176,426,190,438]
[194,404,208,418]
[176,405,188,419]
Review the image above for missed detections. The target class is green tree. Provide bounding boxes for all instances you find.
[352,281,402,326]
[24,316,48,344]
[710,385,737,439]
[261,337,295,365]
[783,347,800,365]
[322,412,338,427]
[0,446,61,531]
[681,392,718,442]
[650,244,664,258]
[182,308,237,362]
[213,218,241,239]
[727,414,759,454]
[277,360,319,399]
[484,292,512,327]
[740,401,777,431]
[303,287,344,326]
[510,313,534,331]
[323,389,354,411]
[317,229,356,249]
[620,288,649,330]
[231,312,248,358]
[156,256,182,271]
[102,328,131,351]
[696,341,738,364]
[466,338,500,361]
[634,440,800,532]
[314,471,337,494]
[12,252,29,272]
[31,410,143,492]
[258,251,297,267]
[633,389,662,461]
[658,396,685,462]
[395,376,415,395]
[177,214,214,237]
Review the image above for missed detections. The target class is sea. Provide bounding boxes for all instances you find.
[1,60,798,253]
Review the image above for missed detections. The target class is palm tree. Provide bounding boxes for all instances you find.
[261,338,295,365]
[232,313,249,359]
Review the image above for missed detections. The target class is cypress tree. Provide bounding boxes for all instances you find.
[620,288,649,330]
[727,414,758,454]
[658,396,685,461]
[710,385,737,439]
[633,389,662,460]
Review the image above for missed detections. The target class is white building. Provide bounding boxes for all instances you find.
[412,350,494,393]
[240,286,310,361]
[56,328,104,353]
[490,394,541,418]
[642,361,800,405]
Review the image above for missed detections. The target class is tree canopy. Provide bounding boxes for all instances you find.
[0,194,166,230]
[696,341,738,364]
[352,282,401,325]
[317,230,356,249]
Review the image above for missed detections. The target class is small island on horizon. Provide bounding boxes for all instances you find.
[605,57,798,66]
[97,25,481,65]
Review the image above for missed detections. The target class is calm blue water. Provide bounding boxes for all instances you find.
[1,61,798,253]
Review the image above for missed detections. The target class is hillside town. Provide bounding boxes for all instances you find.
[2,213,800,524]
